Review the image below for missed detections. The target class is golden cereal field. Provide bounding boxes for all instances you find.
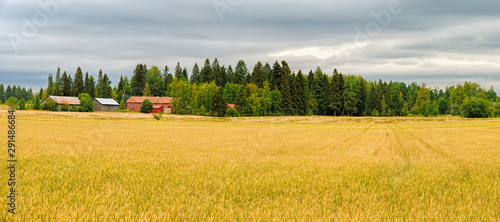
[2,111,500,221]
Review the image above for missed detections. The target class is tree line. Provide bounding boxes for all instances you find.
[2,58,499,117]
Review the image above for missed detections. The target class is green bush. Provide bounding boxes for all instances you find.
[461,97,492,118]
[70,106,79,112]
[6,97,18,110]
[78,93,94,112]
[61,104,70,111]
[42,99,57,111]
[225,108,240,117]
[140,99,153,113]
[152,112,163,121]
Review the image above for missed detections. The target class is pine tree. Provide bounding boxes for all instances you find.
[234,60,249,85]
[47,74,54,95]
[73,66,84,96]
[357,77,367,116]
[62,71,72,96]
[329,69,343,116]
[200,59,212,83]
[271,61,282,90]
[295,70,308,115]
[34,94,41,110]
[88,75,96,98]
[190,63,200,84]
[102,73,112,98]
[212,87,227,117]
[182,67,188,80]
[131,64,147,96]
[281,61,293,115]
[55,67,62,96]
[0,84,4,103]
[251,61,265,88]
[97,69,103,97]
[234,85,248,115]
[226,65,235,84]
[174,62,183,79]
[143,82,152,96]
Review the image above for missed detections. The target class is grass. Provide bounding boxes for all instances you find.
[2,111,500,221]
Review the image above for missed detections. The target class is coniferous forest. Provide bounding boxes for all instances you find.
[2,58,499,118]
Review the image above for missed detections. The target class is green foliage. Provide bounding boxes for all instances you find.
[73,67,85,96]
[147,66,166,96]
[461,97,493,118]
[78,93,94,112]
[140,99,153,113]
[34,95,41,110]
[494,99,500,117]
[18,98,26,110]
[143,82,152,96]
[131,64,148,96]
[70,106,79,112]
[152,112,163,121]
[42,99,57,111]
[438,97,449,115]
[225,108,240,117]
[6,97,18,109]
[61,104,70,111]
[212,87,227,117]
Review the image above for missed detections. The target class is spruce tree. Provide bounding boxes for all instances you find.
[131,64,147,96]
[234,60,249,85]
[55,67,62,96]
[62,71,72,96]
[280,61,293,115]
[251,61,265,88]
[0,84,4,103]
[102,73,112,98]
[73,67,84,96]
[47,74,54,95]
[190,63,200,84]
[174,62,183,79]
[271,61,282,90]
[234,85,248,115]
[200,59,212,83]
[212,87,227,117]
[296,70,308,115]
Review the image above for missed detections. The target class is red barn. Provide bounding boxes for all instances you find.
[126,97,173,113]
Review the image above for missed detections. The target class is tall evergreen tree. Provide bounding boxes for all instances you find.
[357,77,367,116]
[212,87,227,117]
[251,61,265,88]
[97,69,104,97]
[329,69,343,116]
[281,61,293,115]
[226,65,235,84]
[271,61,282,90]
[73,66,84,96]
[62,71,72,96]
[174,62,183,79]
[55,67,62,96]
[200,58,212,83]
[234,60,249,85]
[88,75,96,98]
[5,85,12,100]
[102,73,112,98]
[263,62,272,83]
[131,64,147,96]
[47,74,54,95]
[190,63,200,84]
[234,84,248,115]
[0,84,4,103]
[295,70,308,115]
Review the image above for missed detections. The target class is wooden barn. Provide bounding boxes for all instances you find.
[93,98,119,111]
[126,96,173,113]
[41,96,80,109]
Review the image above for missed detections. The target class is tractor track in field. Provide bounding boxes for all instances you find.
[392,124,472,178]
[341,123,375,144]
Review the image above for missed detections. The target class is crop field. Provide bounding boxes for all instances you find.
[2,111,500,221]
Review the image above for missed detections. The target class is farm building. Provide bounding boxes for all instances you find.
[228,104,236,108]
[41,96,80,109]
[126,96,173,113]
[93,98,119,111]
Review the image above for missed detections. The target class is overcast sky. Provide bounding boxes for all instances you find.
[1,0,499,92]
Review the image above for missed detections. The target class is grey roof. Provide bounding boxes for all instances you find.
[94,98,119,106]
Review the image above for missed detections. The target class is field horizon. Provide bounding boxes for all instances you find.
[2,111,499,220]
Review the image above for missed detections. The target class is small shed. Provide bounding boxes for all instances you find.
[93,98,119,111]
[41,96,80,109]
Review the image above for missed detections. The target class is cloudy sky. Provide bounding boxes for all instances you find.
[1,0,499,92]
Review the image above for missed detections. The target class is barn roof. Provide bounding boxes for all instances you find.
[228,104,236,108]
[48,96,81,105]
[94,98,119,106]
[126,96,173,104]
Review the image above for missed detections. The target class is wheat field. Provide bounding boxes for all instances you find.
[2,111,500,221]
